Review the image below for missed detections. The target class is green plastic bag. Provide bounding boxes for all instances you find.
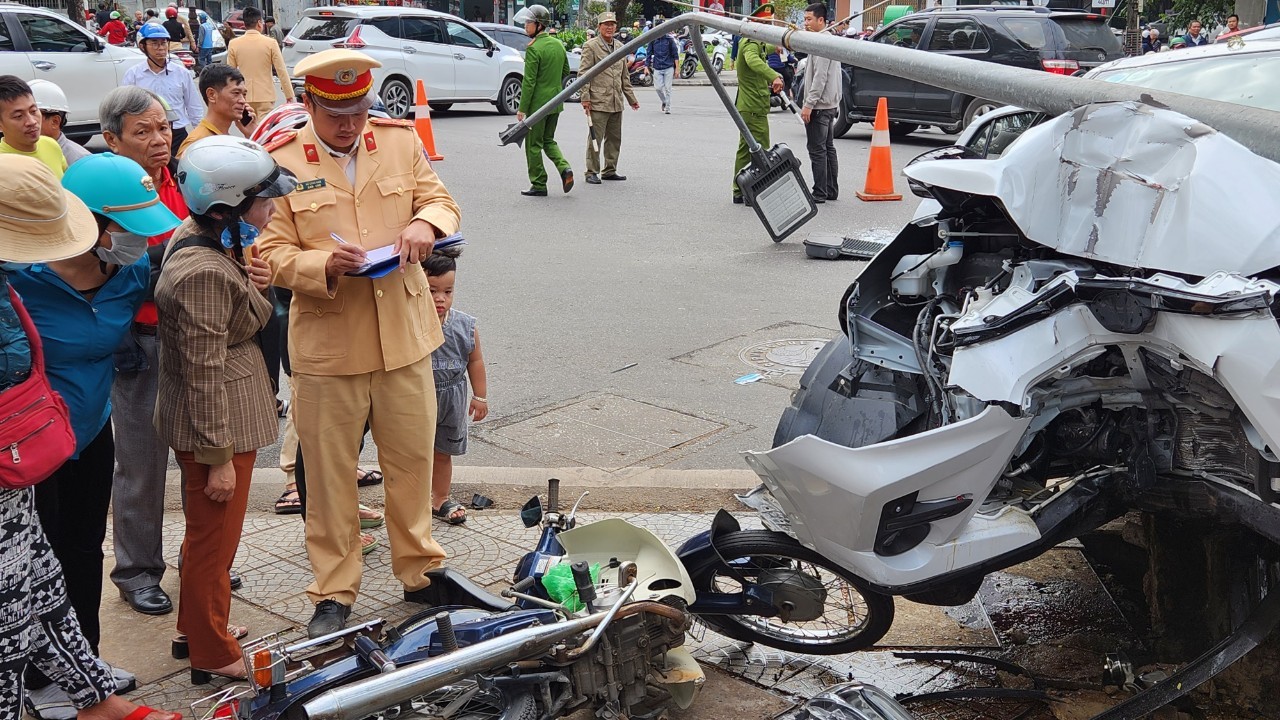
[541,562,601,612]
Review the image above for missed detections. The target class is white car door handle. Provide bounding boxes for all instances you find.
[403,45,416,54]
[453,53,464,60]
[32,60,55,71]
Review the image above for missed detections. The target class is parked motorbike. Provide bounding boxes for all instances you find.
[679,32,729,79]
[194,480,703,720]
[627,55,653,87]
[712,101,1280,637]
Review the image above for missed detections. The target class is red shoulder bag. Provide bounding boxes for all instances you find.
[0,286,76,489]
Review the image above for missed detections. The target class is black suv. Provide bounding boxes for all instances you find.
[833,6,1124,137]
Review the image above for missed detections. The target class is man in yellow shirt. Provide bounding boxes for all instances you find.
[0,75,68,178]
[228,6,295,124]
[176,65,256,157]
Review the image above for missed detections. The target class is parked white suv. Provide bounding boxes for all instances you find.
[283,6,524,118]
[0,3,143,142]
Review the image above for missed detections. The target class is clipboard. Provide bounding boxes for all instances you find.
[341,233,468,278]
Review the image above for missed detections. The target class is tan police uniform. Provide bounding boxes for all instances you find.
[227,28,295,119]
[257,49,460,608]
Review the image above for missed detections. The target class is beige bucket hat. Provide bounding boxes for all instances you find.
[0,156,97,264]
[597,11,617,25]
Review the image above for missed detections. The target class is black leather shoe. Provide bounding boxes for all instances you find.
[601,173,627,181]
[585,173,601,185]
[520,188,548,197]
[230,570,242,591]
[307,599,351,639]
[560,168,574,193]
[403,586,436,605]
[120,585,172,615]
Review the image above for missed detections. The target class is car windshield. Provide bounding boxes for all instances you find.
[294,16,359,41]
[1090,52,1280,111]
[1053,18,1123,53]
[499,31,530,51]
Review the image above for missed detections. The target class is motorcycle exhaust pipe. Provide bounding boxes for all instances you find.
[302,614,604,720]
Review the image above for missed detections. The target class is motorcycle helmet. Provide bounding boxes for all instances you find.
[109,10,120,19]
[63,153,181,237]
[513,4,551,28]
[165,6,178,18]
[28,79,69,114]
[138,23,171,41]
[177,136,297,216]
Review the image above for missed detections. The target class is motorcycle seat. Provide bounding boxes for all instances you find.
[423,568,518,613]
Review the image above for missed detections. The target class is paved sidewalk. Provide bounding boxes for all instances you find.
[93,505,1138,720]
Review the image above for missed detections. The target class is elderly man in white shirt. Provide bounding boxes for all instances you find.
[122,23,204,157]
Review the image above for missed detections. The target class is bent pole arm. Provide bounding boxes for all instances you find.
[502,12,1280,163]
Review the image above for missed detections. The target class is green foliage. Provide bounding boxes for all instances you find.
[557,27,588,48]
[1162,0,1236,32]
[771,0,811,26]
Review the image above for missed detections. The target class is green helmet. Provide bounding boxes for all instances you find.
[513,4,551,27]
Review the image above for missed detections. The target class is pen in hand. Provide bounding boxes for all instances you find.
[327,233,368,277]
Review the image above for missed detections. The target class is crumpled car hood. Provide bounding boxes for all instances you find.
[904,102,1280,277]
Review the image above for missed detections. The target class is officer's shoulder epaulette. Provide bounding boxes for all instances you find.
[369,117,415,129]
[262,130,298,152]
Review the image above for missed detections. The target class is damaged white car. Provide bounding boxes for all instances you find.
[753,101,1280,616]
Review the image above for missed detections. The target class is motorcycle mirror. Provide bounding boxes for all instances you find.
[737,144,818,242]
[520,496,544,528]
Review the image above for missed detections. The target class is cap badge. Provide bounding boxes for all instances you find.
[140,175,155,193]
[335,68,358,86]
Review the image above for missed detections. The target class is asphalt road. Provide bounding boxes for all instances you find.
[409,84,953,472]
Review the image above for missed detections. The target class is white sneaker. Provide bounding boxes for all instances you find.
[24,684,76,720]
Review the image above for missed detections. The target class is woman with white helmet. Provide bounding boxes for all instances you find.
[27,80,89,167]
[156,135,295,684]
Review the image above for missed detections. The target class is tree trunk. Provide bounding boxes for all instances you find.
[68,0,87,26]
[611,0,631,24]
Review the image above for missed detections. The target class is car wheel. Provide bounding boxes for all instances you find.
[963,98,999,129]
[888,122,919,138]
[428,102,453,112]
[380,78,413,120]
[833,95,852,139]
[563,73,581,103]
[497,75,521,115]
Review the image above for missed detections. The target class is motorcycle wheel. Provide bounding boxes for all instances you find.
[712,55,724,74]
[680,58,696,79]
[690,530,894,655]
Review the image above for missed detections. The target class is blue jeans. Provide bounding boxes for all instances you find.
[199,47,213,67]
[654,67,674,110]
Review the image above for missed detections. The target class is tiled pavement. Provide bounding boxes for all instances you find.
[95,510,1132,720]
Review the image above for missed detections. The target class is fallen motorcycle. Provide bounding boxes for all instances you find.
[514,479,895,656]
[194,490,703,720]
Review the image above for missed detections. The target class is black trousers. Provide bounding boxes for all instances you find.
[25,423,115,689]
[805,107,839,201]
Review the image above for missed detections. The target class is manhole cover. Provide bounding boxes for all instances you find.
[739,339,828,374]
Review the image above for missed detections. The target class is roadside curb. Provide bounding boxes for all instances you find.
[674,76,738,86]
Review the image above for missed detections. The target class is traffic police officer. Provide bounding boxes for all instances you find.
[732,3,784,204]
[257,49,461,639]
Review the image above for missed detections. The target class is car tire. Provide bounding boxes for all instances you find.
[888,122,919,138]
[379,78,413,120]
[428,102,453,112]
[496,75,521,115]
[563,73,581,102]
[833,95,852,139]
[963,97,999,130]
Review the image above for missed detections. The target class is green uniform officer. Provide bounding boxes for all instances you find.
[732,3,784,204]
[515,3,574,197]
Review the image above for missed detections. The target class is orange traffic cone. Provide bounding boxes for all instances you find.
[413,79,444,162]
[856,97,901,202]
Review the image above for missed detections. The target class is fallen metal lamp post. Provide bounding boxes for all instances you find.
[501,12,1280,164]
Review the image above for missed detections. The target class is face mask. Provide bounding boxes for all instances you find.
[220,220,260,249]
[0,262,31,272]
[95,231,148,266]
